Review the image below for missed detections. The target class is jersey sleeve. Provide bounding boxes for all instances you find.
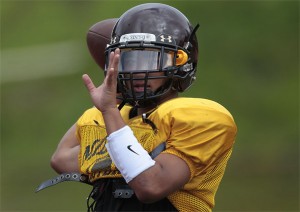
[159,99,237,180]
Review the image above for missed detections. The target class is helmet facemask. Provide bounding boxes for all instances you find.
[105,38,183,108]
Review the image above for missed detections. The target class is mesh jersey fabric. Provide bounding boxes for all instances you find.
[76,97,237,211]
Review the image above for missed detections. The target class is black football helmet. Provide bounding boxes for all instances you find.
[105,3,199,108]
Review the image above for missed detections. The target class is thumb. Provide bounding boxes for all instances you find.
[82,74,96,93]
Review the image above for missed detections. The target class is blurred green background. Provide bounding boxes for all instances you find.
[1,0,298,211]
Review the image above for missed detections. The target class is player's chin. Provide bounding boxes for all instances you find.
[133,87,147,93]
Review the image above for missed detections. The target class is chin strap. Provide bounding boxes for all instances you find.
[117,100,126,110]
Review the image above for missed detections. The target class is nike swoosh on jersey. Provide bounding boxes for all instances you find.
[127,145,139,155]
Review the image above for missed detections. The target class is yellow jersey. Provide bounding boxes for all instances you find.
[76,97,237,211]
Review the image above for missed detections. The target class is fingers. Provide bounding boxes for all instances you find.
[105,67,117,87]
[112,48,120,71]
[82,74,96,93]
[82,49,120,96]
[106,48,120,86]
[107,48,120,71]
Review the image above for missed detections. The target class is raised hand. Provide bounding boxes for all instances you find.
[82,48,120,113]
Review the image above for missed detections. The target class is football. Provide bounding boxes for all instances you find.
[86,18,118,70]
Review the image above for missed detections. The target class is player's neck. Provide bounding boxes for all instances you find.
[137,91,178,115]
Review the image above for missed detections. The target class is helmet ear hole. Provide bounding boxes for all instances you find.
[176,50,188,66]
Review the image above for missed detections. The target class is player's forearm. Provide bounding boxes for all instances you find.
[128,163,167,203]
[50,145,80,174]
[128,153,190,203]
[102,107,126,135]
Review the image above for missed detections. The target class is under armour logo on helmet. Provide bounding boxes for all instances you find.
[111,37,117,44]
[160,35,172,43]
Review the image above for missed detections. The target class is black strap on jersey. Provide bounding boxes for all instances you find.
[35,142,166,193]
[149,142,165,158]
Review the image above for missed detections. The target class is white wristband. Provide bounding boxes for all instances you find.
[106,126,156,183]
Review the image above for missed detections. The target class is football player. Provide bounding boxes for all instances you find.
[50,3,237,211]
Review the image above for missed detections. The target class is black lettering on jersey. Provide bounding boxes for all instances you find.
[83,137,107,162]
[139,132,152,144]
[83,137,113,172]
